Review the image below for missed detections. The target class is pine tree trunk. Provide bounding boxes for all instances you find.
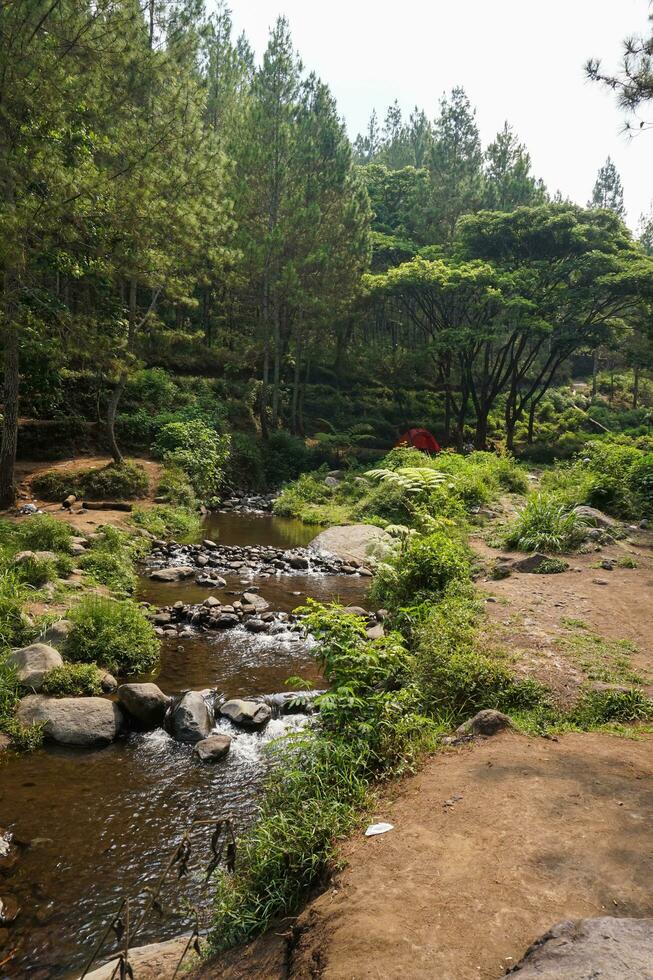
[527,401,537,444]
[271,306,281,427]
[291,322,302,434]
[633,365,640,410]
[106,381,125,465]
[0,311,19,507]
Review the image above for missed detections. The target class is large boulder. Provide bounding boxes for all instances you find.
[573,505,618,529]
[309,524,393,565]
[83,935,193,980]
[17,695,125,748]
[242,591,270,612]
[167,691,213,743]
[193,733,232,762]
[117,683,170,729]
[8,644,63,691]
[12,550,57,566]
[219,699,271,730]
[149,566,195,582]
[455,709,512,738]
[508,917,653,978]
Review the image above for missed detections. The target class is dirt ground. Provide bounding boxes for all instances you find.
[13,456,163,535]
[472,531,653,701]
[287,732,653,980]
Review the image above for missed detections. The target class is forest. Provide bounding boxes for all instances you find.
[2,2,653,978]
[3,0,653,506]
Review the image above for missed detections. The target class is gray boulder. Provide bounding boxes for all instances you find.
[12,550,57,566]
[309,524,393,565]
[149,566,195,582]
[8,644,63,691]
[512,552,553,573]
[573,505,618,528]
[167,691,213,743]
[193,734,231,762]
[40,620,72,649]
[508,917,653,978]
[17,695,125,747]
[117,683,170,729]
[456,709,512,738]
[220,699,271,730]
[242,591,270,612]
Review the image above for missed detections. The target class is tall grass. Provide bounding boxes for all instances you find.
[504,494,587,553]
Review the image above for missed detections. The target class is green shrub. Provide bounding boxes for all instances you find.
[262,431,312,487]
[131,505,202,540]
[40,662,103,697]
[0,651,20,728]
[15,554,57,587]
[629,454,653,518]
[2,717,44,751]
[32,462,149,501]
[413,585,547,722]
[534,557,570,574]
[371,531,470,608]
[0,571,31,648]
[79,549,136,595]
[65,597,159,676]
[505,494,587,552]
[225,433,266,491]
[157,465,197,509]
[16,514,72,553]
[154,420,230,503]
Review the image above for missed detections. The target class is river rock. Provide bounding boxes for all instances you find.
[0,895,20,925]
[167,691,213,743]
[193,733,232,762]
[8,644,63,691]
[242,592,269,612]
[12,550,57,566]
[149,566,195,582]
[573,505,618,529]
[508,917,653,977]
[40,619,72,649]
[512,552,552,573]
[17,695,125,747]
[214,612,239,628]
[244,618,268,633]
[309,524,393,565]
[100,671,118,693]
[366,623,385,640]
[117,683,170,729]
[220,699,271,730]
[456,709,512,738]
[83,935,193,980]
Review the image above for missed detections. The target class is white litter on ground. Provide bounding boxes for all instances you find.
[365,822,394,837]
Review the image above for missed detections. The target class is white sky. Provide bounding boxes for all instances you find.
[223,0,652,230]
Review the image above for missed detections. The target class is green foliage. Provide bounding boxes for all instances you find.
[224,433,266,492]
[156,466,198,509]
[15,555,58,588]
[65,597,159,676]
[15,515,72,553]
[131,505,202,540]
[40,663,103,697]
[371,531,470,608]
[629,454,653,517]
[79,549,136,595]
[32,462,149,501]
[413,584,546,721]
[505,494,587,552]
[0,651,43,750]
[154,420,231,503]
[571,688,653,726]
[533,557,570,574]
[0,571,31,649]
[2,717,45,752]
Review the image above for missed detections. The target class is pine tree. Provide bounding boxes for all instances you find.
[429,87,484,241]
[588,157,626,218]
[483,122,547,211]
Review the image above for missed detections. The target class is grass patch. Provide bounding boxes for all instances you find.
[64,596,160,676]
[558,628,645,686]
[14,514,73,553]
[504,493,587,553]
[40,663,104,697]
[131,504,202,540]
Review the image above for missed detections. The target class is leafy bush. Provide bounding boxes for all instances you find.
[40,663,103,697]
[32,462,149,501]
[262,431,312,487]
[225,433,266,492]
[629,454,653,518]
[14,553,72,587]
[65,597,159,676]
[79,549,136,595]
[372,531,470,608]
[504,494,587,552]
[571,687,653,726]
[15,514,72,553]
[156,465,197,509]
[154,420,230,503]
[0,571,31,648]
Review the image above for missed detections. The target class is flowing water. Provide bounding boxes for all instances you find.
[0,513,368,978]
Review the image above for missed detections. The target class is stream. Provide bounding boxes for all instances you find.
[0,512,368,978]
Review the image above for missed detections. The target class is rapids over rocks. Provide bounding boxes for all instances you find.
[0,511,370,977]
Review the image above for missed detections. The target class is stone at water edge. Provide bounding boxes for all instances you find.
[8,644,63,691]
[149,566,195,582]
[242,591,270,612]
[507,917,653,977]
[220,699,272,730]
[117,683,171,729]
[455,709,512,738]
[166,691,213,743]
[309,524,393,565]
[82,935,194,980]
[193,733,232,762]
[0,895,20,924]
[17,695,126,747]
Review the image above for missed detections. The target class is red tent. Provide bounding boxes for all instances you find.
[395,427,441,454]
